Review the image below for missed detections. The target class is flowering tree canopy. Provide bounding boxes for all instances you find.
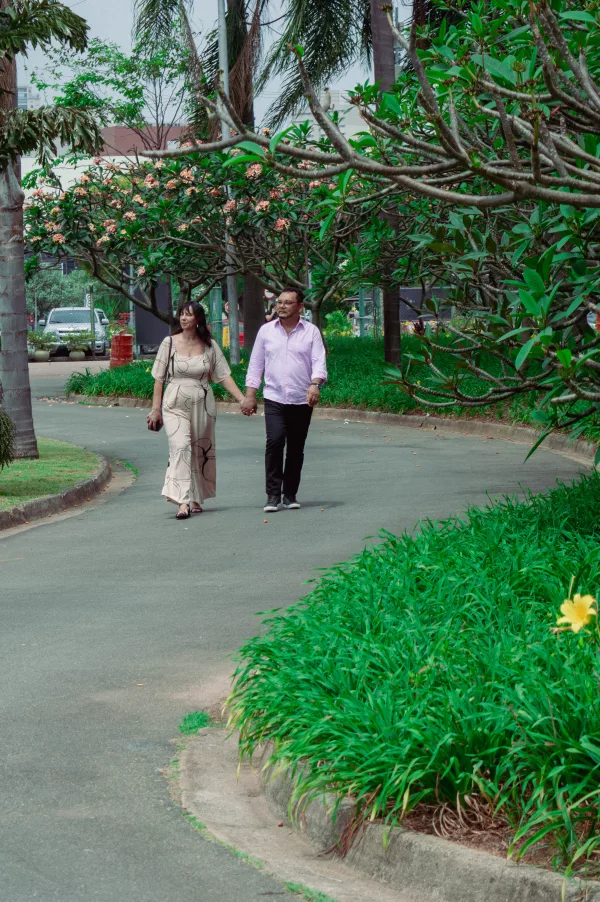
[25,156,228,323]
[26,143,366,329]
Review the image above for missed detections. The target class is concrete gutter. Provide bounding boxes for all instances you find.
[67,394,597,466]
[261,755,600,902]
[0,454,112,530]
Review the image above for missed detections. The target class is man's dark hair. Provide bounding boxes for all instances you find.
[279,287,304,305]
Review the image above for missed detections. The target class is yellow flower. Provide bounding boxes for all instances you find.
[556,594,597,633]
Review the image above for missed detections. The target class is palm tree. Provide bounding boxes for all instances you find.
[133,0,436,359]
[135,0,272,350]
[0,0,101,458]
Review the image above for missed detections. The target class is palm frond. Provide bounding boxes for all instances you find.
[257,0,371,128]
[1,106,102,168]
[133,0,191,46]
[0,0,90,58]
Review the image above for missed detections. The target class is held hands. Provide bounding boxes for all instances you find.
[146,408,163,431]
[307,385,321,407]
[240,395,258,416]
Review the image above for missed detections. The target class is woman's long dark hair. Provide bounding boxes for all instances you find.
[174,300,212,346]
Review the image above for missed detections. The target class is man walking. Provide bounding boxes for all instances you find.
[241,288,327,512]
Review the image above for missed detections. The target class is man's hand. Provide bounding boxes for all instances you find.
[307,385,321,407]
[240,395,258,416]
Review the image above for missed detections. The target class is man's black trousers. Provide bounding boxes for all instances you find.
[264,399,313,498]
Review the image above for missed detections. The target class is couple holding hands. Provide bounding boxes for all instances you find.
[147,288,327,520]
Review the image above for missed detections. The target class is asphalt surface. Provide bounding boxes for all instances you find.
[0,376,585,901]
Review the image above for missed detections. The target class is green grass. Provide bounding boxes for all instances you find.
[178,711,212,734]
[227,473,600,873]
[0,437,100,510]
[113,458,140,478]
[285,883,338,902]
[65,337,586,434]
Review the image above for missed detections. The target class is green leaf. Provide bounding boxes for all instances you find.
[383,93,403,117]
[234,141,265,157]
[522,269,545,294]
[339,169,353,194]
[518,289,540,317]
[223,154,263,167]
[269,127,294,153]
[555,348,572,367]
[595,447,600,468]
[524,427,554,461]
[515,337,536,370]
[319,210,336,239]
[559,11,597,23]
[471,53,516,85]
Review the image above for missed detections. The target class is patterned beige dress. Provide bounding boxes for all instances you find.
[151,337,231,506]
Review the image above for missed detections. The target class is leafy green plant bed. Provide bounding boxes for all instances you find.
[65,337,600,444]
[228,474,600,873]
[0,438,100,510]
[64,338,520,414]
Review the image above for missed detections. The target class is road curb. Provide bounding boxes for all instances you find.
[67,394,597,465]
[0,454,112,531]
[261,755,600,902]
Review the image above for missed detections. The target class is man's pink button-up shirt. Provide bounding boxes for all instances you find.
[245,318,327,405]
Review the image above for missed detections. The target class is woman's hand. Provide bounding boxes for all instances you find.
[147,408,163,431]
[240,395,257,416]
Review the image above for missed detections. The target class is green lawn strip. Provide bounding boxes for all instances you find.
[227,473,600,874]
[64,337,600,441]
[0,437,101,510]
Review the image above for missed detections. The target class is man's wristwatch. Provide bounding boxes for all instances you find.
[310,382,321,388]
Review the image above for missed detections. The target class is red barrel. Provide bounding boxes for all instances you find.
[110,331,134,368]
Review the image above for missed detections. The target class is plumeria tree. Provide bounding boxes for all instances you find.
[27,144,366,338]
[140,0,600,442]
[25,155,229,325]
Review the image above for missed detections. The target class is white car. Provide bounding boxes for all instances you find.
[38,307,110,356]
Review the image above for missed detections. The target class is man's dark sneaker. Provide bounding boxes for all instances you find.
[264,495,280,512]
[283,495,301,510]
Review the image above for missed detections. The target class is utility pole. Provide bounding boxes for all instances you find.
[218,0,240,364]
[88,283,95,359]
[371,0,400,365]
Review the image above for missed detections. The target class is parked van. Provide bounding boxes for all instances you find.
[39,307,110,356]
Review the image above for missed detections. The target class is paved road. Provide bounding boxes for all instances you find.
[0,388,584,901]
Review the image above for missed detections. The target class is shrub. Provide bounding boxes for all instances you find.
[227,474,600,871]
[0,408,15,470]
[63,337,600,440]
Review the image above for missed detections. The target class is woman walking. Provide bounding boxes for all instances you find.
[147,301,245,519]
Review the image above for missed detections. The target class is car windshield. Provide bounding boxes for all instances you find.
[48,310,98,324]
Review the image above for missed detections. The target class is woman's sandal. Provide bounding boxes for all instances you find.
[191,506,202,514]
[176,505,191,520]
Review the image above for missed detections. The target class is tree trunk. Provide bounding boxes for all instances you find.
[371,0,396,89]
[310,304,322,333]
[0,26,37,458]
[0,163,38,457]
[371,0,400,364]
[383,284,400,366]
[243,271,264,351]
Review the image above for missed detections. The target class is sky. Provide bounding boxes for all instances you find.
[18,0,374,126]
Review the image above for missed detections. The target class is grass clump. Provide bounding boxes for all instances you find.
[0,437,100,510]
[178,711,212,734]
[285,882,338,902]
[228,474,600,872]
